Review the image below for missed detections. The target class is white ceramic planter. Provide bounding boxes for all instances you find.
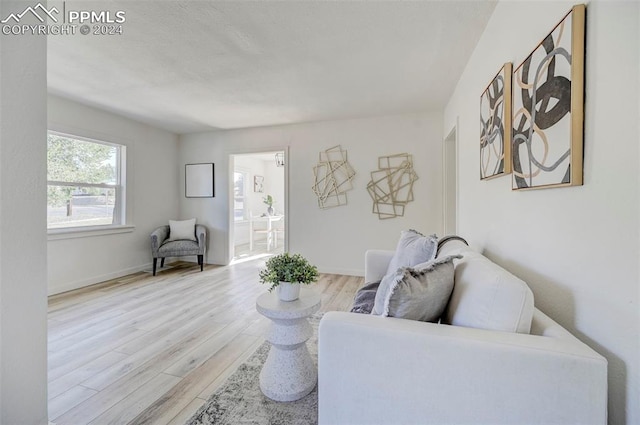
[277,281,300,301]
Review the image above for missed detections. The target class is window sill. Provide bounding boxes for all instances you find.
[48,225,135,241]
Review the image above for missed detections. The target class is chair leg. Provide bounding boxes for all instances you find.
[153,258,158,276]
[161,258,165,268]
[198,255,204,272]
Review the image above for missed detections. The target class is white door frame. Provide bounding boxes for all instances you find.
[442,121,459,236]
[227,146,289,263]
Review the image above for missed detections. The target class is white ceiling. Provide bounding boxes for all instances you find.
[47,1,497,134]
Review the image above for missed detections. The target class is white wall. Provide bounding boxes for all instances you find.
[47,95,179,295]
[179,112,443,274]
[233,155,266,245]
[263,157,285,215]
[233,153,285,246]
[235,155,268,217]
[444,2,639,424]
[0,3,48,421]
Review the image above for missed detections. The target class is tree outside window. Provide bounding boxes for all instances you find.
[47,132,125,229]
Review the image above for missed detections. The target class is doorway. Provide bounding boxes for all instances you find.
[229,150,287,262]
[443,126,457,235]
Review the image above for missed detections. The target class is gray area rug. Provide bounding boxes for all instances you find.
[187,314,321,425]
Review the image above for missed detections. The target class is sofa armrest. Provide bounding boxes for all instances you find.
[150,226,169,255]
[195,224,207,254]
[318,311,607,425]
[365,250,394,283]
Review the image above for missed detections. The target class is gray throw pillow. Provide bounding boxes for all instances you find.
[385,230,438,276]
[371,255,462,322]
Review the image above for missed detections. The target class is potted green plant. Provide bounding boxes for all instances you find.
[263,194,274,215]
[259,252,319,301]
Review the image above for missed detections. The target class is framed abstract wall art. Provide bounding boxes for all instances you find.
[185,163,215,197]
[512,4,586,190]
[254,175,264,193]
[366,153,418,219]
[480,62,512,180]
[311,145,356,209]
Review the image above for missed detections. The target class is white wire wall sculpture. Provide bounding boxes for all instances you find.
[367,153,418,219]
[312,145,356,209]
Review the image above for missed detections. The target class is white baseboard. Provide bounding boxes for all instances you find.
[317,266,364,277]
[48,263,362,296]
[48,263,152,296]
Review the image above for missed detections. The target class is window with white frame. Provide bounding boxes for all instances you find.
[47,132,126,230]
[233,171,248,221]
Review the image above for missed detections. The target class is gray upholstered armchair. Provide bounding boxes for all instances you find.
[150,224,207,276]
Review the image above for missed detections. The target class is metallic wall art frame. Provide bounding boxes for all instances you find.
[512,4,585,190]
[367,153,418,219]
[480,62,512,180]
[312,145,356,209]
[185,163,214,198]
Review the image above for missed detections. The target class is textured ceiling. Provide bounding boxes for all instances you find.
[48,1,496,134]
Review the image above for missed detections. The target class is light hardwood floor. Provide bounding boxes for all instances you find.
[232,242,284,262]
[48,259,363,425]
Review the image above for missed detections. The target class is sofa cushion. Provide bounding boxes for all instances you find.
[168,218,197,241]
[158,239,200,256]
[385,230,437,276]
[371,255,461,322]
[442,251,534,334]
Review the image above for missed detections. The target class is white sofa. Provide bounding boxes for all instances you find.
[318,240,607,425]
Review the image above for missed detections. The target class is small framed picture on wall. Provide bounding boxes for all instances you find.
[254,175,264,193]
[185,163,214,198]
[480,62,512,180]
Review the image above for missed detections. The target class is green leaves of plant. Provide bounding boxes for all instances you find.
[259,252,319,292]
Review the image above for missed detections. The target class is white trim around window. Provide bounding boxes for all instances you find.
[47,130,129,236]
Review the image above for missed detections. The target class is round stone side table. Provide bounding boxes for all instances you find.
[256,288,321,402]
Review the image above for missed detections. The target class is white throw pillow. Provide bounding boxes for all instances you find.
[168,218,197,241]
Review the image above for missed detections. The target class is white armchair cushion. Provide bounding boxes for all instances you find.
[443,251,535,333]
[168,218,197,242]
